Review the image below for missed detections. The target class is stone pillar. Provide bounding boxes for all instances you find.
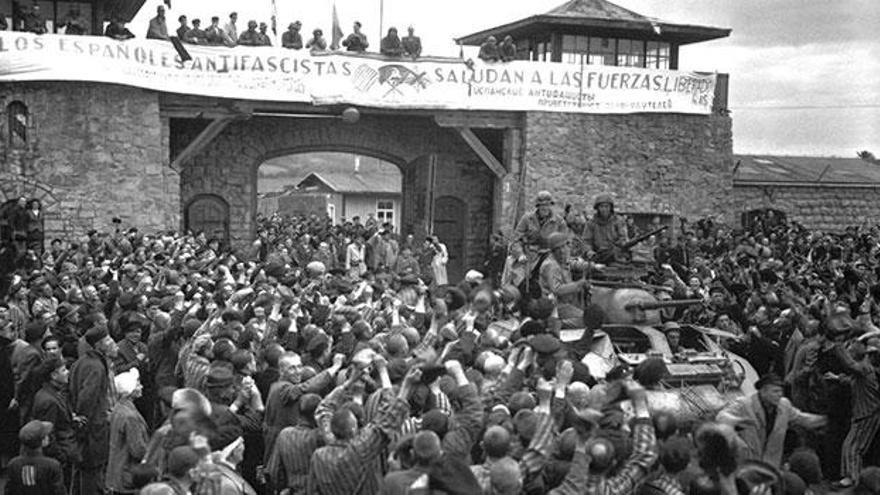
[494,128,524,236]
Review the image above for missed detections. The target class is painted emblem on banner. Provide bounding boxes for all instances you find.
[352,64,429,97]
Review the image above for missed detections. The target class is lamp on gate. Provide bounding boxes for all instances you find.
[250,107,360,124]
[341,107,360,124]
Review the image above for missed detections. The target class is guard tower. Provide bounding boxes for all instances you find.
[456,0,730,69]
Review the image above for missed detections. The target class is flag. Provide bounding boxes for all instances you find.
[650,21,662,36]
[270,0,278,36]
[331,3,344,50]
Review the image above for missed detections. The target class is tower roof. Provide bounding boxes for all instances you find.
[456,0,729,46]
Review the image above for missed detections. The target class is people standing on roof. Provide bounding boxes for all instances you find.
[342,21,368,53]
[402,26,422,59]
[146,5,169,40]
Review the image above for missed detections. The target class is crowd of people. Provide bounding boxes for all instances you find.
[0,1,425,57]
[2,2,531,63]
[0,190,879,495]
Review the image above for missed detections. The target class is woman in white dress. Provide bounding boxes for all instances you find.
[345,236,366,278]
[427,235,448,285]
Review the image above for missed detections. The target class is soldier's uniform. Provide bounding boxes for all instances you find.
[582,194,627,264]
[514,191,568,263]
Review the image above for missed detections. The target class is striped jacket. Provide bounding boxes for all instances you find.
[266,424,323,494]
[308,391,409,495]
[550,419,658,495]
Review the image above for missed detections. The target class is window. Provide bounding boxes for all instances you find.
[646,41,670,69]
[616,39,645,68]
[562,35,589,64]
[587,37,615,66]
[377,200,394,224]
[7,101,28,147]
[533,40,551,61]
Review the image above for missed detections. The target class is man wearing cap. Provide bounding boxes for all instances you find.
[717,373,826,467]
[7,420,65,495]
[661,322,692,356]
[31,356,79,479]
[69,324,118,495]
[582,194,628,264]
[515,191,568,257]
[282,21,304,49]
[539,232,590,327]
[13,320,48,420]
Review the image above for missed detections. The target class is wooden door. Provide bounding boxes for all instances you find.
[433,196,466,283]
[185,194,230,247]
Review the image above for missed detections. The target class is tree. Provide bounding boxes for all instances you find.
[857,150,878,163]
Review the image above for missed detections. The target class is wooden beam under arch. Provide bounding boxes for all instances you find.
[170,116,238,170]
[456,127,507,178]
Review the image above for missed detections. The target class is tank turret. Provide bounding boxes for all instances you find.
[588,282,703,326]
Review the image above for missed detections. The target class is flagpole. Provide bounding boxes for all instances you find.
[378,0,384,47]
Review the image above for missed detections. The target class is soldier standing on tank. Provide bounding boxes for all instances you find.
[514,191,568,265]
[539,232,591,330]
[582,194,628,264]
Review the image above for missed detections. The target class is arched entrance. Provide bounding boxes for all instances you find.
[171,106,513,269]
[433,196,467,283]
[185,194,230,247]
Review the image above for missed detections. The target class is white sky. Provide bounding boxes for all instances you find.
[132,0,880,157]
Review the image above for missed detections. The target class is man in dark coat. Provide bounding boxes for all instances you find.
[69,325,118,495]
[31,356,80,482]
[13,321,47,421]
[380,28,404,57]
[401,26,421,59]
[263,352,343,462]
[0,303,21,463]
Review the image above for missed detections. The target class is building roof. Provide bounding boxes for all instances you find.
[297,172,402,194]
[456,0,730,46]
[734,155,880,186]
[110,0,147,22]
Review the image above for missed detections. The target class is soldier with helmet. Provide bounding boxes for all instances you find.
[539,232,591,329]
[583,193,628,264]
[514,191,569,260]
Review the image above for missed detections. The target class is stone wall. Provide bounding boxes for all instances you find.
[0,82,178,240]
[521,112,734,229]
[733,185,880,232]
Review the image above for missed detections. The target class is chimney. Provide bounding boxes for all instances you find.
[354,155,361,174]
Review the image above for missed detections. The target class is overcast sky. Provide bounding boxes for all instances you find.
[133,0,879,157]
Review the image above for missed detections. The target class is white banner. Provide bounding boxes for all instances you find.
[0,33,717,114]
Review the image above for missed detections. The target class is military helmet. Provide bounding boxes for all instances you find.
[593,193,614,209]
[535,190,554,207]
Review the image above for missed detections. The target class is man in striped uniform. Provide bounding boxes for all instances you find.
[839,343,880,488]
[308,358,420,495]
[265,393,323,494]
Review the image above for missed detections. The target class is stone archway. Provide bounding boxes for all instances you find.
[174,112,500,271]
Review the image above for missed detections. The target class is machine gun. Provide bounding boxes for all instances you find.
[595,225,669,264]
